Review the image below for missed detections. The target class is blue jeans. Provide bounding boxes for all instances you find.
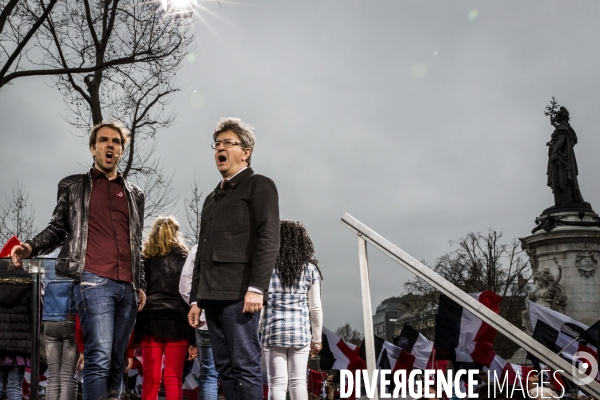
[74,271,137,400]
[204,300,262,400]
[0,366,25,400]
[195,329,219,400]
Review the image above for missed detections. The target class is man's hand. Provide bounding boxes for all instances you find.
[188,304,202,328]
[242,291,263,313]
[124,358,133,374]
[137,289,146,312]
[11,243,32,267]
[188,345,197,361]
[77,353,85,371]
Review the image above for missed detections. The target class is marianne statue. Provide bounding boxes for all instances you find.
[546,106,585,207]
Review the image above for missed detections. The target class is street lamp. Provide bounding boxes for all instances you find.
[161,0,196,18]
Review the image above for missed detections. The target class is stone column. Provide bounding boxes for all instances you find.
[520,209,600,326]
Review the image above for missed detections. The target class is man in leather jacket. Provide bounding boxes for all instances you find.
[12,121,147,400]
[187,117,280,400]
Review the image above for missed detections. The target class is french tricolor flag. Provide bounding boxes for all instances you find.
[528,301,600,384]
[484,354,534,388]
[394,324,449,372]
[320,327,365,400]
[320,327,366,371]
[433,291,502,367]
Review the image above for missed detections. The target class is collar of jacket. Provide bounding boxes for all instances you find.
[215,167,254,192]
[87,168,137,195]
[90,166,125,184]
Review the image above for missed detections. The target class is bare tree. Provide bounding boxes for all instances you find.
[1,0,187,88]
[335,323,363,347]
[0,182,36,243]
[0,0,59,89]
[33,0,195,218]
[401,229,531,358]
[394,289,438,340]
[183,175,202,245]
[125,138,179,223]
[36,0,194,124]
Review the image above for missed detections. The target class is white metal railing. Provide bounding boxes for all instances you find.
[341,212,600,399]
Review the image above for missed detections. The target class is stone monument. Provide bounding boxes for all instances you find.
[520,99,600,327]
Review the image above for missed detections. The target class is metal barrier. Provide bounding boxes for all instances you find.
[341,212,600,399]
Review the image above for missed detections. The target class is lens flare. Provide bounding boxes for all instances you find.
[190,93,206,109]
[468,9,479,21]
[411,62,428,80]
[186,53,196,63]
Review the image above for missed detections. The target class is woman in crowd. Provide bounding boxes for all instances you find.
[42,247,79,400]
[261,220,324,400]
[179,243,220,400]
[135,216,194,400]
[0,259,32,400]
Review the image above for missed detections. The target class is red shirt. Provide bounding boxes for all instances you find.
[84,168,133,283]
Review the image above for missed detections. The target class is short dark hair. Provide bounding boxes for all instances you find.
[213,117,256,166]
[89,121,130,150]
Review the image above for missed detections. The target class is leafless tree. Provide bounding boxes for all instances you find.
[0,0,59,89]
[126,138,179,224]
[1,0,186,88]
[0,182,37,243]
[33,0,195,218]
[335,323,363,347]
[183,175,202,245]
[401,229,531,358]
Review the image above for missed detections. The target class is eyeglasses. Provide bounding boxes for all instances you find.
[211,140,243,149]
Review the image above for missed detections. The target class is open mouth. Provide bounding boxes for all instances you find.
[106,151,114,163]
[218,155,227,163]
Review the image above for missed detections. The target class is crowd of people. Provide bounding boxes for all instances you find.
[2,117,324,400]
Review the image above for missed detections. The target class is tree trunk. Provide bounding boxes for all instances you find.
[85,71,104,124]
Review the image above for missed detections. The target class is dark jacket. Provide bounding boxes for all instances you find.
[135,247,193,342]
[191,168,280,303]
[25,169,146,290]
[0,260,32,356]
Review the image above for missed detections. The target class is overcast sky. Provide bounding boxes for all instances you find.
[1,0,600,334]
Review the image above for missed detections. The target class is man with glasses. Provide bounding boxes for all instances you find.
[188,117,280,400]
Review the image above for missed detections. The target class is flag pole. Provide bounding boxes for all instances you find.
[357,235,379,400]
[557,336,580,356]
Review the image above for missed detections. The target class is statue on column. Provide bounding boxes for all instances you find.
[545,100,585,207]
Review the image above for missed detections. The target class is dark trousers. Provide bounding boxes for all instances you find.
[204,300,262,400]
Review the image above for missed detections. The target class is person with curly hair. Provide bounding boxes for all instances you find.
[135,216,194,400]
[260,220,323,400]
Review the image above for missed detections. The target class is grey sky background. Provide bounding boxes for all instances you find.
[1,0,600,334]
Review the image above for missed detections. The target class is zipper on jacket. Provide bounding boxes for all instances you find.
[79,173,93,280]
[124,182,139,292]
